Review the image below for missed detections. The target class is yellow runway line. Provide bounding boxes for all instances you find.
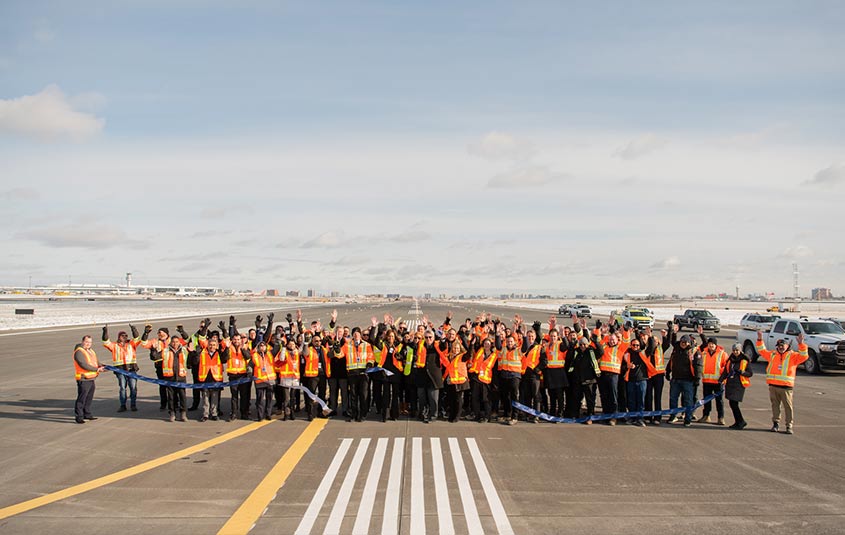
[218,418,327,535]
[0,418,276,520]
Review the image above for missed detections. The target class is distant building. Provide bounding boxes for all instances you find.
[265,289,279,296]
[811,287,832,300]
[386,293,400,299]
[286,290,300,297]
[424,293,432,299]
[330,291,339,298]
[307,288,315,297]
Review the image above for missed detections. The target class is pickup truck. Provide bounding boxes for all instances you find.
[674,309,720,333]
[737,318,845,374]
[559,304,592,318]
[612,308,654,329]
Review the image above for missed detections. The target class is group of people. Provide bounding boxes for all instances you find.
[73,308,809,434]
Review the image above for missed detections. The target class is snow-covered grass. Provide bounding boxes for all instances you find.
[0,299,323,331]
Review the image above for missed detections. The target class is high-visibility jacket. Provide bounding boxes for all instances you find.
[701,346,727,384]
[756,340,809,388]
[339,341,374,372]
[651,344,666,374]
[162,347,188,379]
[378,342,404,372]
[724,357,751,388]
[444,353,468,385]
[251,351,276,384]
[414,341,427,368]
[545,343,566,368]
[599,342,628,374]
[302,346,325,378]
[103,338,140,366]
[523,344,543,372]
[73,347,99,380]
[403,345,415,376]
[198,349,223,382]
[498,347,523,373]
[623,350,657,382]
[225,346,248,376]
[475,350,497,384]
[276,348,300,379]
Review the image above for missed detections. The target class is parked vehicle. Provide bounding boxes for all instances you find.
[612,308,654,329]
[739,313,781,332]
[736,318,845,374]
[673,309,721,332]
[559,304,592,318]
[624,304,654,318]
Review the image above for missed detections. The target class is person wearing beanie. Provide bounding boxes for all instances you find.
[720,343,753,429]
[140,324,182,411]
[251,338,276,421]
[665,325,704,427]
[569,334,601,423]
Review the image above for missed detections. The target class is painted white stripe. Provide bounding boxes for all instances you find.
[323,438,371,535]
[380,437,405,535]
[430,437,455,535]
[410,437,425,535]
[448,438,483,535]
[465,438,514,535]
[294,438,353,535]
[352,437,388,535]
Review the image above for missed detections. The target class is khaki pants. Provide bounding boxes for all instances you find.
[768,385,794,427]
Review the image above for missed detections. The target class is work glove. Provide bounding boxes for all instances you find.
[218,320,226,333]
[286,313,293,323]
[267,312,275,323]
[144,324,153,334]
[229,315,236,325]
[366,362,374,369]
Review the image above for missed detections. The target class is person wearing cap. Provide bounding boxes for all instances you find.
[695,327,728,425]
[665,325,704,426]
[414,329,444,424]
[251,338,275,421]
[140,324,188,411]
[102,323,142,412]
[755,330,808,434]
[720,343,753,429]
[568,334,601,423]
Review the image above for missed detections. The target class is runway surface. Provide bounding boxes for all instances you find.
[1,301,844,534]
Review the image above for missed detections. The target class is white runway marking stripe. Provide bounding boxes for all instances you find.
[294,436,513,535]
[381,437,405,535]
[466,437,515,535]
[324,438,371,535]
[352,437,388,535]
[430,437,455,535]
[294,438,353,535]
[448,437,483,535]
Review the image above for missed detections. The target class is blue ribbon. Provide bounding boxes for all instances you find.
[512,389,723,424]
[106,365,254,389]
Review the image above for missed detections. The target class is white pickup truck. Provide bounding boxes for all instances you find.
[737,317,845,374]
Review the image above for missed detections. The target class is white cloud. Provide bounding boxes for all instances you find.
[805,163,845,187]
[16,218,149,249]
[33,19,55,44]
[0,85,105,140]
[199,207,227,219]
[779,245,813,259]
[301,231,343,249]
[614,133,667,160]
[650,256,681,270]
[487,165,566,188]
[468,131,534,161]
[2,188,40,201]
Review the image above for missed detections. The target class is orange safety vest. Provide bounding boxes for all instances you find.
[252,351,277,384]
[415,341,427,368]
[226,346,247,375]
[756,341,808,388]
[303,346,324,378]
[342,341,373,371]
[624,350,658,381]
[162,347,188,378]
[498,347,523,373]
[276,348,300,379]
[701,346,727,384]
[545,343,566,368]
[652,344,666,373]
[599,343,627,374]
[378,342,404,371]
[444,352,468,385]
[523,344,542,372]
[103,339,139,366]
[73,347,99,380]
[476,350,497,384]
[198,349,223,382]
[725,358,751,388]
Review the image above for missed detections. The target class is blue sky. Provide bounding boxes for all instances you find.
[1,1,844,295]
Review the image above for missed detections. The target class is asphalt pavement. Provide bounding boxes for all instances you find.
[1,301,844,534]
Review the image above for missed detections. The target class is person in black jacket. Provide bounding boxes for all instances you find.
[415,329,444,423]
[568,336,601,423]
[665,327,704,427]
[621,337,651,427]
[371,323,404,422]
[520,324,548,423]
[720,343,753,429]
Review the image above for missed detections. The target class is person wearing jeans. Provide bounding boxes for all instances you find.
[665,332,703,426]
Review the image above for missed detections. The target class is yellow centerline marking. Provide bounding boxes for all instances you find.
[0,418,277,520]
[218,418,328,535]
